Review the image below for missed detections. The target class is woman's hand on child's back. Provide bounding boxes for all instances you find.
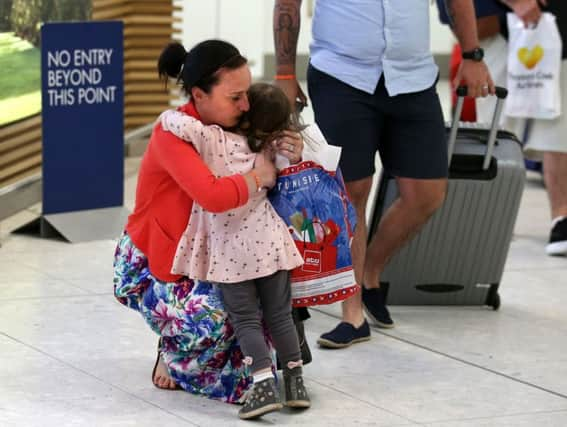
[275,130,303,164]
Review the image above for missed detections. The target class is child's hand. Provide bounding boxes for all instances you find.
[159,109,176,132]
[253,151,277,190]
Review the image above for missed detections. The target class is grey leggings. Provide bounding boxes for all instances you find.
[218,270,301,372]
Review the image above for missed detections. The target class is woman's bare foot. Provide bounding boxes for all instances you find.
[153,355,178,390]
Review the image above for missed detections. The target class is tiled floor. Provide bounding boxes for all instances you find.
[1,82,567,426]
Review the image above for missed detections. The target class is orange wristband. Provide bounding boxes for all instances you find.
[250,170,262,192]
[274,74,295,80]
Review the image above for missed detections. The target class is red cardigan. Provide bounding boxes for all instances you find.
[126,103,249,282]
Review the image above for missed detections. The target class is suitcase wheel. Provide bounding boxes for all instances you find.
[488,291,501,311]
[485,285,501,311]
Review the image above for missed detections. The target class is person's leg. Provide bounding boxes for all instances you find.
[218,281,273,374]
[141,279,251,401]
[256,270,301,365]
[113,232,179,390]
[220,280,285,419]
[363,177,447,288]
[360,76,448,327]
[338,178,445,298]
[543,151,567,255]
[543,152,567,219]
[522,59,567,255]
[543,60,567,223]
[291,307,311,365]
[115,232,252,401]
[307,64,380,346]
[257,270,310,408]
[340,177,373,328]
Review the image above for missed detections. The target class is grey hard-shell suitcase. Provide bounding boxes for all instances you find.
[368,87,525,310]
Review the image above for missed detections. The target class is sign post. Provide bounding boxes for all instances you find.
[20,21,129,242]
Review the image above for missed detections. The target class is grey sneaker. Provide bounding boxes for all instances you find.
[238,377,283,420]
[283,367,311,408]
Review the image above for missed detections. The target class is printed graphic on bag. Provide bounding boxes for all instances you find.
[517,45,544,70]
[506,12,562,119]
[269,161,359,307]
[302,250,322,273]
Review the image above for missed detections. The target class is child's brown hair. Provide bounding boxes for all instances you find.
[239,83,299,153]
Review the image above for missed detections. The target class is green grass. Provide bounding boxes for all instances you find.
[0,32,41,125]
[0,91,41,126]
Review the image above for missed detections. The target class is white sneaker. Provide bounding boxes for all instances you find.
[545,217,567,256]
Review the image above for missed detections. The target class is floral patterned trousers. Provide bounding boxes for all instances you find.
[113,232,253,403]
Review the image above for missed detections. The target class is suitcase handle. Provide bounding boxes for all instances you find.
[448,86,508,170]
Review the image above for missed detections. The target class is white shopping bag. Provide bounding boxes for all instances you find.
[301,123,342,171]
[505,12,562,119]
[275,123,342,171]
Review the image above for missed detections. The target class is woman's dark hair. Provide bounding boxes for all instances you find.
[157,39,247,95]
[240,83,299,153]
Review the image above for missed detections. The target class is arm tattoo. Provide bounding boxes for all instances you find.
[443,0,457,28]
[443,0,480,50]
[274,0,301,68]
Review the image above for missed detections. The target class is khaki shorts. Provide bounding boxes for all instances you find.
[477,34,567,160]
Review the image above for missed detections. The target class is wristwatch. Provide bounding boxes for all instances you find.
[462,47,484,62]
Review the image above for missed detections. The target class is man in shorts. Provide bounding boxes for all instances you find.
[274,0,495,347]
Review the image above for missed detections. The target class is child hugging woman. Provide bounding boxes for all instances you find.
[159,82,310,420]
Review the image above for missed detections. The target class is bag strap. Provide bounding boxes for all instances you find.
[300,219,329,249]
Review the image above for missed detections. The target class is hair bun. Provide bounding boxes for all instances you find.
[158,42,187,80]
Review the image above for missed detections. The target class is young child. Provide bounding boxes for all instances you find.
[160,83,310,420]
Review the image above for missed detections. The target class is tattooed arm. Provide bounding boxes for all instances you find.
[273,0,307,110]
[445,0,495,97]
[444,0,481,52]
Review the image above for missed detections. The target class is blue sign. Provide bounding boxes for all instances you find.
[41,21,124,215]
